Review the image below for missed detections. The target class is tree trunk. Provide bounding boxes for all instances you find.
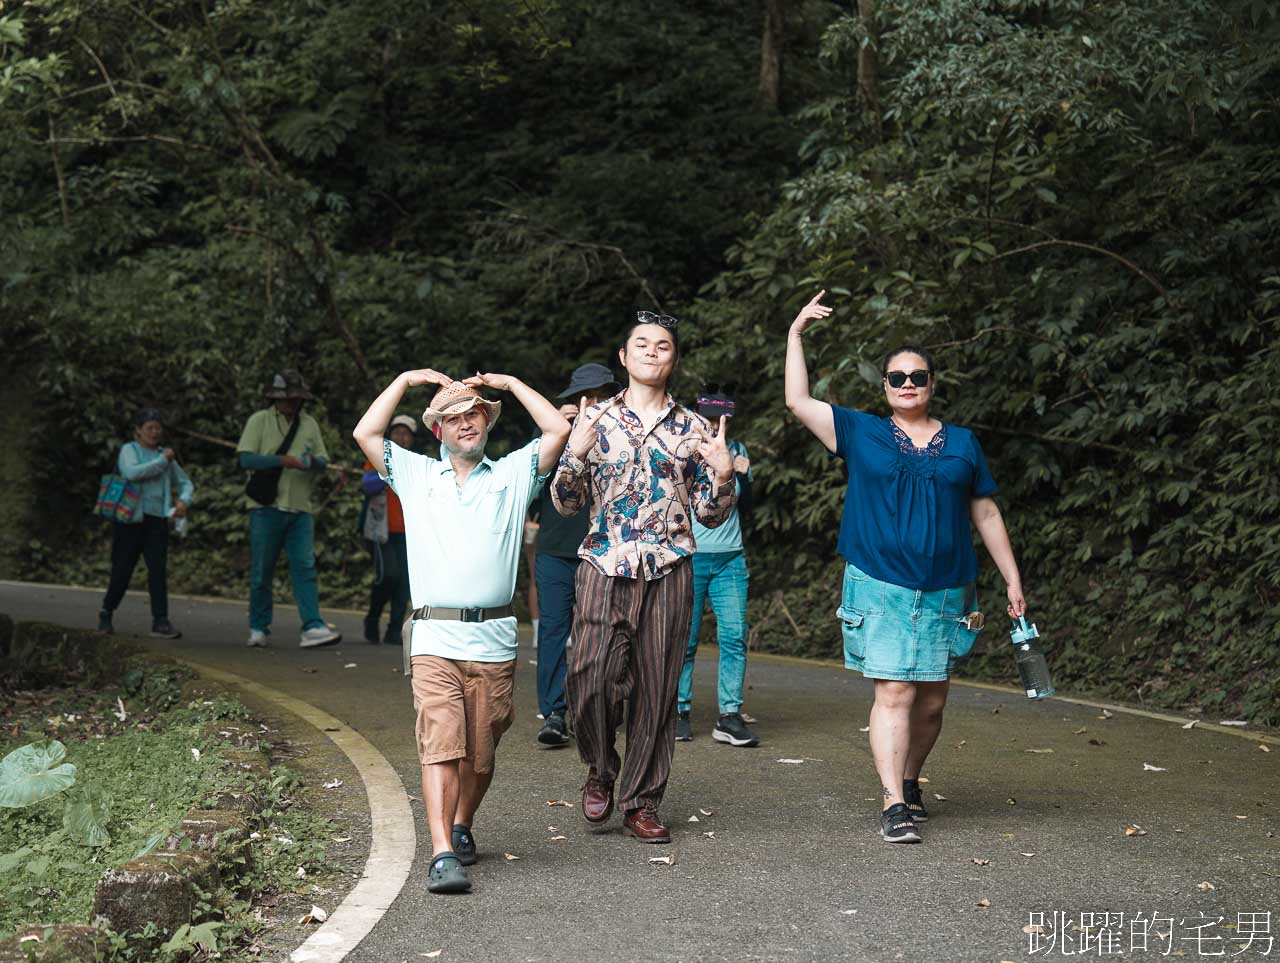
[856,0,881,139]
[757,0,785,112]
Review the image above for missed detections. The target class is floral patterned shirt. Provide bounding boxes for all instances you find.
[551,391,736,580]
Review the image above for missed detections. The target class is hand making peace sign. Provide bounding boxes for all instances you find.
[697,415,735,484]
[567,395,616,460]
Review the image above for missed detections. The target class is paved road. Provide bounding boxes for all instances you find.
[3,582,1277,963]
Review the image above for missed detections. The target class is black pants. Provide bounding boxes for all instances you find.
[367,532,410,640]
[102,515,169,620]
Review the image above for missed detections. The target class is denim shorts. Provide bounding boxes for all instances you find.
[836,562,984,682]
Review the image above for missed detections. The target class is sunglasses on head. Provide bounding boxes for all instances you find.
[636,310,679,330]
[885,369,931,388]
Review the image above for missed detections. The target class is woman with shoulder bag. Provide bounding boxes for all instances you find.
[98,408,194,639]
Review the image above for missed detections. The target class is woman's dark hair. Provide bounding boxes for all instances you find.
[881,344,936,378]
[134,407,164,427]
[621,316,681,357]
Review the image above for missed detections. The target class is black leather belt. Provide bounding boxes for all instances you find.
[409,604,514,624]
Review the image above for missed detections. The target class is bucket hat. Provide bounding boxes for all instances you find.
[264,369,314,400]
[557,363,622,399]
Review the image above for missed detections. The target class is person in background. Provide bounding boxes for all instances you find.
[98,408,193,639]
[362,413,417,645]
[531,363,622,747]
[675,389,758,747]
[785,291,1027,844]
[236,369,342,649]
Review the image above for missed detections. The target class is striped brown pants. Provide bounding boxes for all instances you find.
[566,559,694,814]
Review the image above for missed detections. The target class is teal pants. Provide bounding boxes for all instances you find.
[248,508,324,633]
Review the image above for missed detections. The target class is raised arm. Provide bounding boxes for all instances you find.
[970,496,1026,619]
[353,369,453,474]
[550,397,615,516]
[464,373,571,476]
[785,290,837,453]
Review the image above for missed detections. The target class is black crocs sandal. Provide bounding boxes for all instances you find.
[903,779,929,822]
[452,824,477,866]
[880,803,922,843]
[427,851,472,893]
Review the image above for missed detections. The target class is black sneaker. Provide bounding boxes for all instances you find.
[383,631,403,645]
[880,803,922,843]
[675,711,692,742]
[712,712,759,747]
[537,713,571,747]
[149,620,182,640]
[97,611,113,634]
[903,779,929,822]
[363,615,379,643]
[451,824,477,866]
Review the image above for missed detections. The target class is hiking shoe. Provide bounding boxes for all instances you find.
[537,713,571,747]
[363,615,379,643]
[451,824,477,866]
[903,779,929,822]
[675,711,692,742]
[880,803,922,843]
[246,629,268,647]
[712,712,759,747]
[97,610,114,634]
[149,620,182,640]
[299,625,342,648]
[426,852,471,894]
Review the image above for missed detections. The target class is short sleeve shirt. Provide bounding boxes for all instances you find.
[236,409,329,513]
[382,438,544,662]
[832,406,997,591]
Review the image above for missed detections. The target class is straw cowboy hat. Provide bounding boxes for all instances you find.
[421,381,502,430]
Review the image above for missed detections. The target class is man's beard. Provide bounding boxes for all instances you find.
[444,434,487,460]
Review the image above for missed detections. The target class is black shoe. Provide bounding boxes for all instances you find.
[363,615,379,643]
[149,620,182,640]
[903,779,929,822]
[383,629,403,645]
[712,712,759,747]
[675,711,692,742]
[537,713,571,747]
[97,611,113,634]
[880,803,922,843]
[451,824,477,866]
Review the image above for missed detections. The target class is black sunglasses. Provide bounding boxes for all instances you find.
[636,310,679,329]
[885,369,931,388]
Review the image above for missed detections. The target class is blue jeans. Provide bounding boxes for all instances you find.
[678,550,749,714]
[249,508,324,633]
[534,553,578,717]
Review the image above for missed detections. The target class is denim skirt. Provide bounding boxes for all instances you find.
[837,562,984,682]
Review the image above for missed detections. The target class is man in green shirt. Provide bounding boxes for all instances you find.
[236,369,342,648]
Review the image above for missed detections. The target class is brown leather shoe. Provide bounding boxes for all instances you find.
[581,774,614,824]
[622,806,670,843]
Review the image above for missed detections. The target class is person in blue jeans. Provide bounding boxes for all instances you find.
[531,363,621,747]
[676,390,759,747]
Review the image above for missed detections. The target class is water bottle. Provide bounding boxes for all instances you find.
[1010,616,1055,700]
[300,443,313,470]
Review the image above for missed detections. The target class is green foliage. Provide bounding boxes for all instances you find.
[0,742,77,809]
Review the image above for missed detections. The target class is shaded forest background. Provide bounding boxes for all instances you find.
[2,0,1278,721]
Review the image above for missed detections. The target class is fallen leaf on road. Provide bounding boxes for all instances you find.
[1257,745,1272,752]
[1089,738,1107,746]
[992,706,1002,715]
[114,698,127,722]
[1020,852,1037,857]
[648,856,673,865]
[951,741,967,749]
[1234,815,1248,820]
[548,835,567,841]
[332,836,351,843]
[976,899,991,908]
[503,853,520,860]
[777,758,805,764]
[687,815,699,822]
[1024,748,1053,754]
[322,779,343,790]
[299,905,328,925]
[547,826,559,832]
[841,909,858,915]
[1098,709,1114,719]
[1198,881,1215,890]
[1219,720,1248,727]
[1125,824,1147,836]
[1073,727,1086,735]
[917,777,930,783]
[420,951,443,959]
[972,858,990,866]
[933,793,948,801]
[1006,797,1017,805]
[546,800,573,807]
[1023,924,1045,935]
[1181,720,1197,729]
[859,726,870,732]
[702,832,715,839]
[1143,763,1168,772]
[343,663,357,669]
[700,808,714,816]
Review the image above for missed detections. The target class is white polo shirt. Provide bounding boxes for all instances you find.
[381,438,544,662]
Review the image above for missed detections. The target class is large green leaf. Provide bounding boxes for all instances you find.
[62,788,111,847]
[0,741,77,809]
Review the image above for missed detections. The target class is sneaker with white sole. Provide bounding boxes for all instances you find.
[712,712,760,747]
[299,625,342,648]
[246,629,268,647]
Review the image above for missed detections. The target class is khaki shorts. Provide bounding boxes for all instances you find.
[410,655,516,774]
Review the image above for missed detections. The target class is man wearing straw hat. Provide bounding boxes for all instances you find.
[353,368,569,894]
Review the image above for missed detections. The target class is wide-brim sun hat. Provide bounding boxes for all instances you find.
[557,363,622,399]
[264,369,314,400]
[421,381,502,429]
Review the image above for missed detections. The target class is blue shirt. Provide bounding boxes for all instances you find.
[117,442,194,522]
[382,438,545,662]
[832,406,996,591]
[693,439,749,554]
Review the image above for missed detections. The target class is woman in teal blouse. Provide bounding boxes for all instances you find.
[785,292,1027,844]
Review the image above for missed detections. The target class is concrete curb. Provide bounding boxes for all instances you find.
[177,660,416,963]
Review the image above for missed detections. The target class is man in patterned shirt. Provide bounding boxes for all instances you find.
[552,311,737,843]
